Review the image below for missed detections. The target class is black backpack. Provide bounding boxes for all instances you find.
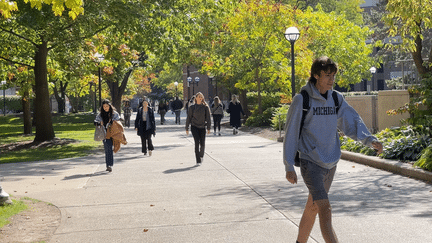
[294,90,340,166]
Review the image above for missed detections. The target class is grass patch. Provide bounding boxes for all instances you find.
[0,113,102,164]
[0,198,28,228]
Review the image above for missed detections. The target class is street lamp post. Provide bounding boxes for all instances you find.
[208,75,215,96]
[284,27,300,98]
[174,81,178,97]
[370,66,377,92]
[1,81,6,116]
[89,81,96,113]
[187,76,192,100]
[95,53,104,107]
[194,76,200,95]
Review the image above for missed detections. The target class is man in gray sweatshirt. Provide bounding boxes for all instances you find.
[283,56,383,243]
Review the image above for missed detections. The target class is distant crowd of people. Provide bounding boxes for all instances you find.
[93,94,246,171]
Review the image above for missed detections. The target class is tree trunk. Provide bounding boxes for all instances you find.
[255,66,262,114]
[240,90,249,116]
[22,90,32,135]
[33,41,55,142]
[412,29,430,76]
[107,69,133,114]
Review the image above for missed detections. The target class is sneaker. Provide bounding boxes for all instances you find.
[200,157,204,163]
[214,132,216,136]
[218,132,221,136]
[106,166,112,172]
[149,150,152,156]
[233,128,236,135]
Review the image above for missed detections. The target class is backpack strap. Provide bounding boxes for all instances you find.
[299,90,310,138]
[332,91,340,114]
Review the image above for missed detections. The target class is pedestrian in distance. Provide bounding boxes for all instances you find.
[211,96,224,136]
[283,56,383,243]
[185,95,195,114]
[227,94,245,135]
[94,99,121,172]
[172,97,183,124]
[185,92,211,165]
[158,100,169,125]
[123,100,133,128]
[135,97,156,156]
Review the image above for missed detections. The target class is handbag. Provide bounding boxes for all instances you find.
[94,125,106,141]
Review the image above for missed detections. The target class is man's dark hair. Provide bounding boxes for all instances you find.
[309,56,338,85]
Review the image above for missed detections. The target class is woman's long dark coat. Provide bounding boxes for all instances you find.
[135,107,156,136]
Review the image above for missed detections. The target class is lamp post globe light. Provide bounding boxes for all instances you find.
[369,66,377,91]
[187,76,192,100]
[1,81,6,116]
[192,76,200,95]
[284,26,300,98]
[174,81,178,97]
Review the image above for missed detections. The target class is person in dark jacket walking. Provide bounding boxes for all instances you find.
[158,100,169,125]
[172,97,184,124]
[210,96,224,136]
[135,97,156,156]
[284,56,383,243]
[227,94,245,135]
[94,99,121,172]
[185,92,211,164]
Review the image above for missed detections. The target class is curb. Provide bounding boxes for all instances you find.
[341,150,432,183]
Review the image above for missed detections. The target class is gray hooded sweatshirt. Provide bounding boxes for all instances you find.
[283,82,377,172]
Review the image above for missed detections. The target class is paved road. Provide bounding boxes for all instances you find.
[1,111,432,242]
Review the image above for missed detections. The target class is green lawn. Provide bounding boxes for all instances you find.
[0,113,102,164]
[0,198,28,228]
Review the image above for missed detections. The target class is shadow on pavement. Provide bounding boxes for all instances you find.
[163,165,200,174]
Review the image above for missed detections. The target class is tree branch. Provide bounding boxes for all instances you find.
[0,56,34,68]
[0,26,38,46]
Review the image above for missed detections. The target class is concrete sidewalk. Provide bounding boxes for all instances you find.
[1,111,432,243]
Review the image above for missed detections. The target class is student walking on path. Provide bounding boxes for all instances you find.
[283,56,383,243]
[210,96,224,136]
[158,100,169,125]
[172,97,184,124]
[185,92,211,165]
[227,94,244,135]
[94,99,121,172]
[135,98,156,156]
[123,100,133,128]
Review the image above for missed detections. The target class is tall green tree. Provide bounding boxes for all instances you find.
[201,1,375,114]
[383,0,432,127]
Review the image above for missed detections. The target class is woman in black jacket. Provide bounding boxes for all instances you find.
[135,98,156,156]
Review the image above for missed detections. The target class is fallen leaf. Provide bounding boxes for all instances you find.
[143,229,149,232]
[150,204,155,207]
[352,166,355,168]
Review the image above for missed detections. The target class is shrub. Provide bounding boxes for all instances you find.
[0,95,23,113]
[245,91,281,127]
[245,107,276,127]
[271,105,289,130]
[414,145,432,172]
[340,125,432,162]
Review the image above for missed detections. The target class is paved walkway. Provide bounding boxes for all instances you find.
[1,111,432,242]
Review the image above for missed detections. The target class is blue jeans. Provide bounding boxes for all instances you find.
[103,138,114,167]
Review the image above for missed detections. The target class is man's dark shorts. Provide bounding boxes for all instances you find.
[300,159,336,201]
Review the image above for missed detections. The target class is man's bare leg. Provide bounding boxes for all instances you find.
[315,199,338,243]
[297,194,318,243]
